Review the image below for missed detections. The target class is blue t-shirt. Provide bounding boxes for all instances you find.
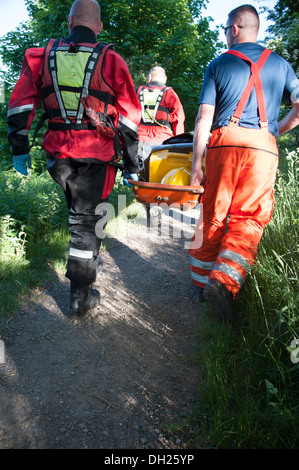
[199,42,298,137]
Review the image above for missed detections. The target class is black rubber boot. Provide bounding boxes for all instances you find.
[96,255,103,275]
[203,279,234,323]
[69,283,101,317]
[193,284,205,303]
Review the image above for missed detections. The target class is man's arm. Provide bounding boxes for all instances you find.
[7,48,43,156]
[190,103,215,186]
[106,51,141,173]
[278,102,299,135]
[169,90,185,136]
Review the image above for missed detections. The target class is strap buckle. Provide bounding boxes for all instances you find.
[259,120,268,129]
[69,42,78,53]
[230,116,239,125]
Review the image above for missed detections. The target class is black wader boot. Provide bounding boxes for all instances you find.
[69,282,101,317]
[47,158,108,317]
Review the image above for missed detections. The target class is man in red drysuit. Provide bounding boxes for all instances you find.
[189,4,299,321]
[136,66,185,163]
[7,0,141,317]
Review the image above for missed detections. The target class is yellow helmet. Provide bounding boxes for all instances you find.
[161,167,191,186]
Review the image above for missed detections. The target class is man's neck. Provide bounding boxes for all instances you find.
[65,25,97,44]
[148,81,166,87]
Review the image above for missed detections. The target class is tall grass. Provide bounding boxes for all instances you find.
[193,149,299,448]
[0,151,298,448]
[0,169,69,327]
[0,167,139,328]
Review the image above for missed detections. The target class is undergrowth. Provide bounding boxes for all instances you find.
[0,169,70,327]
[193,149,299,448]
[0,167,138,328]
[0,149,298,448]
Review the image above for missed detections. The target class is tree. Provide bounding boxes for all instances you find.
[0,0,222,165]
[263,0,299,149]
[265,0,299,74]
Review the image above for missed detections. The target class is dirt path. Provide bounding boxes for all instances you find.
[0,210,204,449]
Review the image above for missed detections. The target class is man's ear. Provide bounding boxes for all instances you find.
[232,24,240,37]
[97,21,103,35]
[68,15,74,31]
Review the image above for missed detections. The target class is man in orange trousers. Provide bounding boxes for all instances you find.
[189,4,299,321]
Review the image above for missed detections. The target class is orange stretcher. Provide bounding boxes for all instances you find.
[128,133,205,210]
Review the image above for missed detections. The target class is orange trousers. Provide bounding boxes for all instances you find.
[189,123,279,297]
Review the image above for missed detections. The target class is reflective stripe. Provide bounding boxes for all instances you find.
[189,255,215,270]
[190,270,209,285]
[66,110,77,117]
[7,104,34,117]
[55,46,69,52]
[49,52,71,124]
[212,262,245,287]
[76,47,103,124]
[54,45,95,54]
[118,113,139,134]
[69,248,93,260]
[219,249,251,271]
[76,46,94,53]
[17,129,29,136]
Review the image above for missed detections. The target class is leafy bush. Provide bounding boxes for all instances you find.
[0,168,69,327]
[0,214,27,261]
[0,168,68,243]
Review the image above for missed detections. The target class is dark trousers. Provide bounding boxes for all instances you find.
[47,157,109,286]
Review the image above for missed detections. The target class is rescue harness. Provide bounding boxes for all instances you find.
[32,39,122,158]
[138,85,172,131]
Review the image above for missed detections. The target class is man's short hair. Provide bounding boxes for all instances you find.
[228,4,259,27]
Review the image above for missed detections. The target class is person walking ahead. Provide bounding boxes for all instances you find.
[136,66,185,162]
[189,4,299,321]
[7,0,141,316]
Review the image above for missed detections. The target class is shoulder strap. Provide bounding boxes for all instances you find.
[151,86,167,121]
[140,85,168,123]
[76,42,109,124]
[225,48,272,127]
[31,39,60,148]
[47,38,72,124]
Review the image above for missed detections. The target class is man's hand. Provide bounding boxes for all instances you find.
[191,103,214,188]
[190,168,206,187]
[278,102,299,135]
[123,171,139,187]
[13,153,32,176]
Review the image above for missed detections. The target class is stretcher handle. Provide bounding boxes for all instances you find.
[128,179,204,194]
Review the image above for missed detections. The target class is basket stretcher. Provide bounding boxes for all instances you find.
[128,140,204,210]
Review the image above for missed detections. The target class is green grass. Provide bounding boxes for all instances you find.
[192,149,299,449]
[0,150,298,448]
[0,169,70,328]
[0,167,142,329]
